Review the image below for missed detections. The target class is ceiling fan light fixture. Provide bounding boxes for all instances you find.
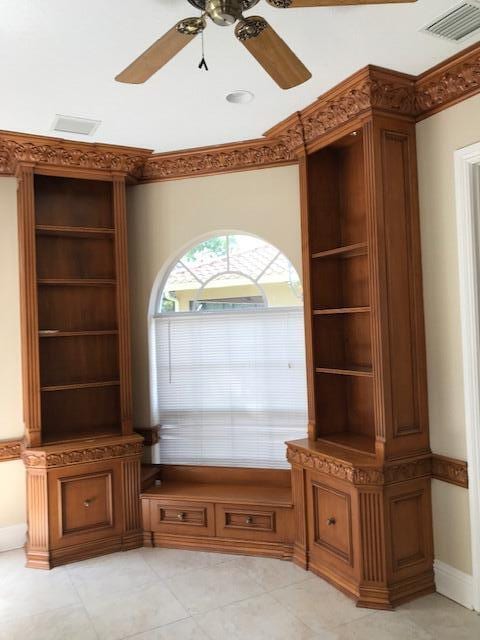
[206,0,244,25]
[225,89,255,103]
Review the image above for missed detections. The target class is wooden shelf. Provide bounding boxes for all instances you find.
[316,433,376,456]
[39,330,119,338]
[41,380,120,392]
[38,278,116,286]
[313,306,370,316]
[42,425,122,445]
[312,242,367,259]
[35,224,115,238]
[316,366,373,378]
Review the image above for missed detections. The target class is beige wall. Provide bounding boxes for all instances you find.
[416,93,480,575]
[0,177,26,528]
[127,165,302,429]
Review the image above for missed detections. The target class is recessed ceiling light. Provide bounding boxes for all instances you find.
[225,90,254,105]
[51,114,101,136]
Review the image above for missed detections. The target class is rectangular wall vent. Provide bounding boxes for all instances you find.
[421,1,480,42]
[51,114,101,136]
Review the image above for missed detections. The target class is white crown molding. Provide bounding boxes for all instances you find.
[454,140,480,612]
[0,523,27,552]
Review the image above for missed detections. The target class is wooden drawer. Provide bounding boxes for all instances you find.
[148,499,215,537]
[306,471,358,578]
[48,460,123,549]
[215,503,293,543]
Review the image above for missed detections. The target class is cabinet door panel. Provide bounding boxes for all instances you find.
[306,471,359,582]
[48,460,123,549]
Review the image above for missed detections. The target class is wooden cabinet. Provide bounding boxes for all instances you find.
[285,67,434,609]
[16,160,143,568]
[141,471,294,558]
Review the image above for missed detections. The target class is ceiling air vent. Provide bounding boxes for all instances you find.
[51,114,101,136]
[421,1,480,42]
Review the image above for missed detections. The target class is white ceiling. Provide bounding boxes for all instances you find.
[0,0,477,152]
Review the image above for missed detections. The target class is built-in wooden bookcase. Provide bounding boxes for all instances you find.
[306,132,374,455]
[34,175,122,444]
[17,164,142,569]
[288,102,433,609]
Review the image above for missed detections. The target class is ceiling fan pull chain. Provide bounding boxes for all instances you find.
[198,27,209,71]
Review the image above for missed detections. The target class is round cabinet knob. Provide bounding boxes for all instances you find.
[83,499,92,508]
[245,516,253,525]
[177,512,186,521]
[326,516,336,526]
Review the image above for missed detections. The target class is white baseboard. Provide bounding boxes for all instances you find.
[434,559,476,610]
[0,523,27,552]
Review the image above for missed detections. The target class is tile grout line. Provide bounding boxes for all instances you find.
[64,563,102,640]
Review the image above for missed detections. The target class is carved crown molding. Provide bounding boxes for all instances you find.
[0,438,23,462]
[415,42,480,120]
[142,138,295,182]
[266,66,416,153]
[431,453,468,489]
[22,436,143,468]
[0,131,151,178]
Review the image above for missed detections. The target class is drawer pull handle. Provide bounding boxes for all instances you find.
[83,499,92,508]
[177,512,186,521]
[245,516,253,525]
[326,517,336,526]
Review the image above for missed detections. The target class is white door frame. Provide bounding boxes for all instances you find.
[454,141,480,612]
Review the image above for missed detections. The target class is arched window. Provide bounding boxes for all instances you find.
[150,233,307,469]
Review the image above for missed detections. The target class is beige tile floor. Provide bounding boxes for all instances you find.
[0,547,479,640]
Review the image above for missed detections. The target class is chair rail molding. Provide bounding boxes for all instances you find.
[454,140,480,612]
[0,438,23,462]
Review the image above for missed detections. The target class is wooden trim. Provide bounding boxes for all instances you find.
[141,137,295,182]
[17,164,41,448]
[0,130,151,179]
[265,44,480,156]
[265,66,417,154]
[415,41,480,121]
[0,438,23,462]
[21,434,143,468]
[431,454,468,489]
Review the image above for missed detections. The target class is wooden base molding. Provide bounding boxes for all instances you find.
[149,533,293,560]
[0,438,23,462]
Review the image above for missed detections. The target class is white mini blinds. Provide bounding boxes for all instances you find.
[151,308,307,469]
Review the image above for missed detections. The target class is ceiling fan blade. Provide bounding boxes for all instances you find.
[235,17,311,90]
[115,17,205,84]
[265,0,416,7]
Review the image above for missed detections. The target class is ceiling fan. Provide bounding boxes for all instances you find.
[115,0,417,90]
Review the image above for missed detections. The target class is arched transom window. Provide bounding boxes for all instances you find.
[157,234,302,313]
[151,233,307,469]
